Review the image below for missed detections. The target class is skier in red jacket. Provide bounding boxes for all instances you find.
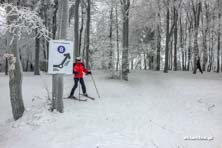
[68,57,91,98]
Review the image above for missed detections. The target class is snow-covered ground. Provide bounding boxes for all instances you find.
[0,71,222,148]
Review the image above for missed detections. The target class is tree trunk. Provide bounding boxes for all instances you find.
[108,4,114,77]
[192,1,201,74]
[180,16,185,71]
[193,29,199,74]
[202,2,209,71]
[216,0,221,73]
[74,0,80,58]
[155,0,161,71]
[187,23,192,71]
[121,0,130,80]
[202,33,208,71]
[52,0,58,39]
[217,30,220,73]
[156,10,161,71]
[169,39,173,70]
[131,57,134,70]
[51,0,68,113]
[8,46,25,120]
[79,1,84,54]
[207,17,215,72]
[85,0,91,69]
[164,6,170,73]
[116,4,120,72]
[25,56,29,72]
[144,53,147,70]
[149,55,154,70]
[34,35,40,75]
[8,37,25,120]
[156,25,161,71]
[5,57,8,75]
[207,31,212,72]
[173,5,178,71]
[6,0,25,120]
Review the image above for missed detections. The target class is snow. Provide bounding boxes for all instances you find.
[0,6,6,33]
[0,71,222,148]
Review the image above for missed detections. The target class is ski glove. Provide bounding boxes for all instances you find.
[87,71,92,75]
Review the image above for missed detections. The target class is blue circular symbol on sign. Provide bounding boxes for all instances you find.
[57,46,66,53]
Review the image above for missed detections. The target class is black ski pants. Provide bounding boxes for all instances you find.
[197,64,203,73]
[70,78,86,96]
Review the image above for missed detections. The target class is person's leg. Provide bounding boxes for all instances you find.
[79,78,87,94]
[69,78,79,97]
[193,65,197,74]
[199,66,203,74]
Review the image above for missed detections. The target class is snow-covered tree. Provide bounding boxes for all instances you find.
[0,2,49,120]
[51,0,68,113]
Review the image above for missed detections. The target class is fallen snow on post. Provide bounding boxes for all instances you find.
[0,71,222,148]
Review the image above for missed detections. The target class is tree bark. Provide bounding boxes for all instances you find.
[8,46,25,120]
[180,15,185,70]
[164,6,170,73]
[52,0,58,39]
[121,0,130,81]
[217,30,220,73]
[131,57,134,70]
[156,3,161,71]
[169,39,173,70]
[116,4,120,72]
[79,1,84,54]
[173,5,178,71]
[207,16,215,72]
[85,0,91,69]
[51,0,68,113]
[34,34,40,75]
[187,22,192,71]
[6,0,25,120]
[156,24,161,71]
[108,4,114,77]
[74,0,80,58]
[5,57,8,75]
[202,2,209,71]
[25,56,29,72]
[192,1,201,74]
[216,0,221,73]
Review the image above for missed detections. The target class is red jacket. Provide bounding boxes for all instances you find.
[73,63,89,78]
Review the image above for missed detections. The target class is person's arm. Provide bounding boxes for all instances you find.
[81,63,92,74]
[81,63,88,73]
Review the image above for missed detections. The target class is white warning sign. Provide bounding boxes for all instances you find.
[48,40,74,74]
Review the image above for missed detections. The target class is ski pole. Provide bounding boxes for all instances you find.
[78,77,80,101]
[90,74,100,98]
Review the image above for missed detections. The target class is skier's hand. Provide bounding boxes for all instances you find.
[87,71,92,75]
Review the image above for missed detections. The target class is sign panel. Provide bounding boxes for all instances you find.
[48,40,74,74]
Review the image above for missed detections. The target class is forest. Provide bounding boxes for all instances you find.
[0,0,221,77]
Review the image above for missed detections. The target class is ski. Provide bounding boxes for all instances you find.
[80,94,95,100]
[64,96,87,102]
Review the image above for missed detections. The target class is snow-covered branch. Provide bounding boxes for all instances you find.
[0,3,51,42]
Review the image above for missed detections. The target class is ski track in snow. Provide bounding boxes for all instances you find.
[0,71,222,148]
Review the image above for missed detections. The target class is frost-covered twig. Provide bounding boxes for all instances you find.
[0,3,51,42]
